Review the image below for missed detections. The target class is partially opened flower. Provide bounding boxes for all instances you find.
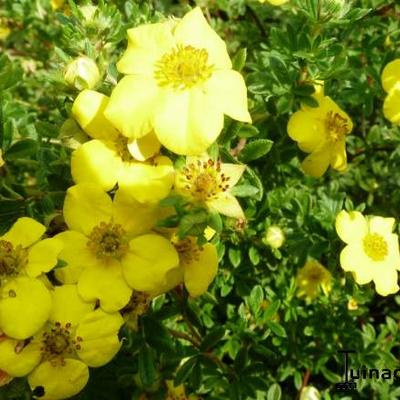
[0,217,62,339]
[287,96,353,178]
[175,156,246,219]
[71,90,174,203]
[105,7,251,156]
[336,210,400,296]
[296,260,332,301]
[0,285,123,400]
[55,183,179,312]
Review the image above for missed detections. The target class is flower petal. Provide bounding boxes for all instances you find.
[381,59,400,93]
[207,193,244,219]
[117,22,175,75]
[301,146,331,178]
[153,89,224,156]
[63,183,113,236]
[28,359,89,400]
[383,86,400,124]
[105,75,159,139]
[368,216,395,235]
[127,130,161,162]
[77,260,132,312]
[340,244,374,284]
[287,109,324,152]
[75,308,123,367]
[220,163,245,187]
[373,268,399,296]
[118,158,174,204]
[25,238,63,278]
[174,7,232,69]
[0,339,41,377]
[150,266,184,297]
[113,189,161,237]
[54,231,96,284]
[205,70,251,122]
[184,243,218,297]
[121,234,179,292]
[330,139,347,172]
[72,90,119,140]
[49,285,95,326]
[71,139,122,191]
[335,210,368,244]
[1,217,45,248]
[0,277,52,340]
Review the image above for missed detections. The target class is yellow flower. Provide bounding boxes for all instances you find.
[64,56,100,90]
[175,156,246,219]
[55,183,179,312]
[71,90,173,202]
[287,96,353,177]
[296,260,332,301]
[0,285,123,400]
[336,210,400,296]
[0,26,10,41]
[0,217,62,339]
[104,7,251,156]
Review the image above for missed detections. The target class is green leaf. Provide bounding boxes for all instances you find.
[248,285,263,315]
[232,48,247,72]
[138,344,156,386]
[267,383,282,400]
[174,356,198,386]
[200,327,225,351]
[228,248,242,268]
[4,139,38,160]
[230,184,259,198]
[239,139,273,163]
[267,321,287,338]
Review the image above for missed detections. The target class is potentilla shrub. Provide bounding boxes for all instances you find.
[0,1,400,399]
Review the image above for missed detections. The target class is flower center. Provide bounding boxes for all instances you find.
[40,322,82,365]
[173,237,202,266]
[154,45,214,90]
[325,111,349,142]
[114,134,134,163]
[181,159,230,202]
[0,240,28,281]
[87,222,129,260]
[363,233,388,262]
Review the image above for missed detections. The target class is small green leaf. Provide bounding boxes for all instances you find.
[239,139,273,163]
[138,344,156,386]
[200,327,225,351]
[267,383,282,400]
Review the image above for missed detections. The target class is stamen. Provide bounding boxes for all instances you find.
[325,111,349,142]
[154,45,214,90]
[179,159,229,203]
[114,135,134,162]
[363,233,388,262]
[0,240,28,281]
[173,237,202,266]
[87,222,129,260]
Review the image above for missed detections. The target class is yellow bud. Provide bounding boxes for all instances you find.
[300,386,321,400]
[347,298,358,311]
[265,226,285,249]
[64,56,100,90]
[0,26,10,41]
